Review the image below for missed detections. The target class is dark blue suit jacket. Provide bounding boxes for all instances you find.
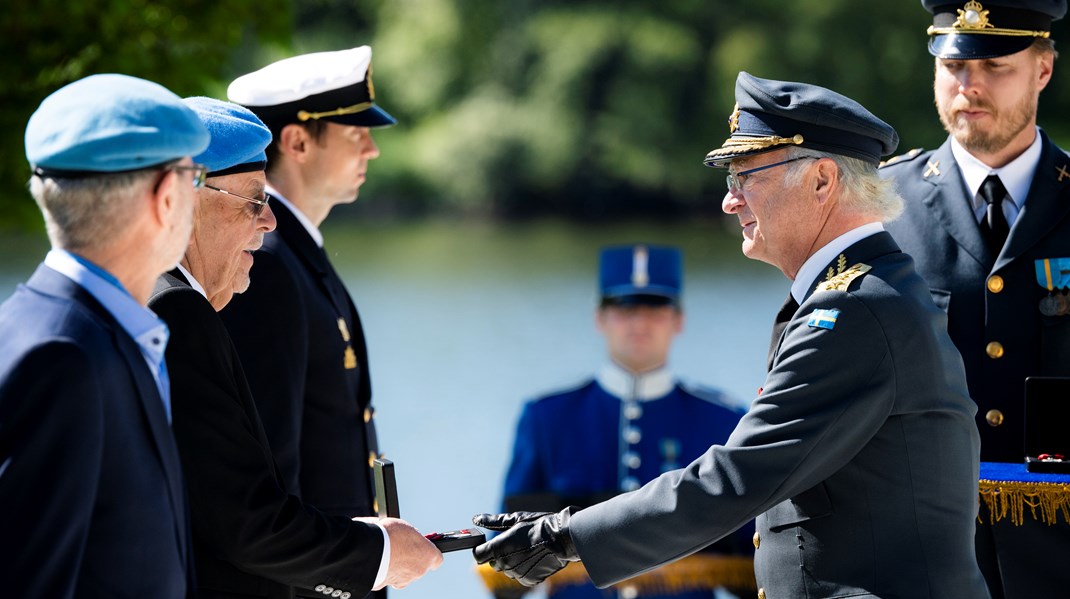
[881,132,1070,462]
[0,265,192,598]
[221,201,377,517]
[151,271,383,599]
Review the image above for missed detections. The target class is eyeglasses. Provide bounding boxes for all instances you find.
[166,164,208,189]
[204,183,270,217]
[726,157,813,192]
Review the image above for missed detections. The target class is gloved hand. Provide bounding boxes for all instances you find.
[472,508,580,587]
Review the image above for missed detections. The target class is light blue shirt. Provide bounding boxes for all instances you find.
[43,250,172,422]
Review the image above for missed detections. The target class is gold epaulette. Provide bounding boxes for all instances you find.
[879,148,922,168]
[475,554,757,595]
[815,263,871,293]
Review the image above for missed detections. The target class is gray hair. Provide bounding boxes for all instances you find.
[29,168,159,251]
[781,146,903,222]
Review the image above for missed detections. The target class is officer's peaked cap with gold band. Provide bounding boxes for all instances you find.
[924,0,1066,59]
[227,46,396,130]
[703,72,898,169]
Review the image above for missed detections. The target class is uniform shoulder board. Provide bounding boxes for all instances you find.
[879,148,924,168]
[815,263,872,293]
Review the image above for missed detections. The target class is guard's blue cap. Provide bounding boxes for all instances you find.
[25,74,210,176]
[228,46,396,131]
[183,97,272,177]
[599,245,682,307]
[703,72,898,168]
[924,0,1065,59]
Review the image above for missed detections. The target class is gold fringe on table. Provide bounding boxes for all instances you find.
[477,554,756,596]
[978,478,1070,526]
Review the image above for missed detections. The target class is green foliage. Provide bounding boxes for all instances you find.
[0,0,291,229]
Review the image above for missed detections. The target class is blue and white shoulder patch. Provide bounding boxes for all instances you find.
[807,309,841,330]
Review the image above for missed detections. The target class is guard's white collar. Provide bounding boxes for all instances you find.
[596,361,674,401]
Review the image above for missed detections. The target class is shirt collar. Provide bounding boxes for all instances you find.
[44,249,169,365]
[266,185,324,248]
[950,129,1042,215]
[791,222,884,303]
[175,263,208,299]
[596,361,675,401]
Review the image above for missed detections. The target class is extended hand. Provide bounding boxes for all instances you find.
[471,508,580,587]
[354,517,443,590]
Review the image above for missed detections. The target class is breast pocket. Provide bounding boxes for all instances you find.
[929,288,951,313]
[764,482,833,531]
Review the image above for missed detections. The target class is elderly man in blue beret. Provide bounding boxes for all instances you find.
[148,96,441,599]
[473,73,990,599]
[881,3,1070,595]
[0,74,209,597]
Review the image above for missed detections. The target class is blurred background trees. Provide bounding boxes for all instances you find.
[3,0,1069,228]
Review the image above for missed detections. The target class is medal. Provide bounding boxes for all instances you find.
[1054,292,1069,317]
[1040,293,1059,316]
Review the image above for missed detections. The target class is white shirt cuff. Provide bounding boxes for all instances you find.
[373,522,390,589]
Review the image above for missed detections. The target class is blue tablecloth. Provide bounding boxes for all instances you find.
[979,461,1070,525]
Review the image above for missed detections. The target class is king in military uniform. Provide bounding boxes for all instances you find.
[880,3,1070,596]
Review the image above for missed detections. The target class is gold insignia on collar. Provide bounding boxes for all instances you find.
[924,160,941,178]
[344,347,358,370]
[955,1,991,30]
[1057,164,1070,183]
[337,317,351,342]
[728,103,740,133]
[824,254,849,281]
[816,263,872,293]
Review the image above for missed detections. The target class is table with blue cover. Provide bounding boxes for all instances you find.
[979,461,1070,525]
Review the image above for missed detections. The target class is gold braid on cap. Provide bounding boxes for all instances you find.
[297,101,374,121]
[704,134,805,160]
[928,1,1051,37]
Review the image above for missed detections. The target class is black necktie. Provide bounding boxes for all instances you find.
[978,174,1010,254]
[768,294,799,371]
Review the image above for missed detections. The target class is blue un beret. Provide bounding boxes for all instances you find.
[26,74,209,175]
[182,97,272,177]
[599,245,682,306]
[704,72,898,168]
[923,0,1065,59]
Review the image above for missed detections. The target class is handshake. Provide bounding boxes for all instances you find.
[470,508,581,587]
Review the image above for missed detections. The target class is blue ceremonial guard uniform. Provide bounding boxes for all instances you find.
[499,246,753,599]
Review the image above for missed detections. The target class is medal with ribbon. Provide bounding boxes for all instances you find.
[1035,258,1070,316]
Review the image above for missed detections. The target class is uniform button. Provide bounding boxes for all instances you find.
[623,426,642,444]
[753,532,761,549]
[619,585,639,599]
[622,452,641,469]
[621,476,640,492]
[315,586,326,593]
[986,409,1004,427]
[986,341,1004,359]
[364,407,373,423]
[623,402,642,420]
[757,588,766,599]
[341,594,351,599]
[332,591,343,598]
[322,588,334,595]
[368,451,378,467]
[987,275,1004,293]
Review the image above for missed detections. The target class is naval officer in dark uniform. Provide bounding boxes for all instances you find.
[473,73,989,599]
[490,245,752,599]
[880,2,1070,597]
[221,47,389,526]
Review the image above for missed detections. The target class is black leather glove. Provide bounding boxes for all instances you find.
[472,508,580,587]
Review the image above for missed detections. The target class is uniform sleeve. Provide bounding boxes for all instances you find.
[0,341,102,596]
[502,401,545,502]
[152,287,383,593]
[570,291,895,587]
[220,249,309,494]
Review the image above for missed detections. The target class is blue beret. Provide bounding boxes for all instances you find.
[923,0,1065,59]
[182,97,271,177]
[228,46,396,130]
[704,72,898,168]
[599,245,682,306]
[25,74,209,175]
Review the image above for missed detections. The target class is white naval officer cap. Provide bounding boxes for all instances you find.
[227,46,396,130]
